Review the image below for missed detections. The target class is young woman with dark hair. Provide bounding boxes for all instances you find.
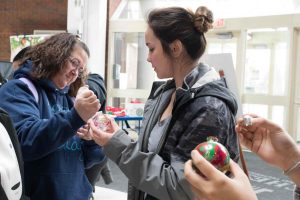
[89,6,239,200]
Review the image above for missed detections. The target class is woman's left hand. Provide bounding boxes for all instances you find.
[88,117,120,146]
[77,124,92,140]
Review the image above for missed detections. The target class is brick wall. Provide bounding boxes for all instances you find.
[0,0,67,61]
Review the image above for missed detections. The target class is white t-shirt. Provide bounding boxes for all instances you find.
[0,123,22,200]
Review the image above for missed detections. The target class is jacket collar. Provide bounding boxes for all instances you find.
[182,63,220,91]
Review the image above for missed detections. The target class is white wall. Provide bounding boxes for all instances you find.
[67,0,82,34]
[67,0,107,77]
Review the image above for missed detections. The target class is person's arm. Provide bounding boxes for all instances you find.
[0,81,96,161]
[236,114,300,187]
[90,97,238,200]
[89,116,194,200]
[95,128,194,200]
[184,150,258,200]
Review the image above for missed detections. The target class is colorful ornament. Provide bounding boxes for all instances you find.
[92,111,110,131]
[195,136,230,172]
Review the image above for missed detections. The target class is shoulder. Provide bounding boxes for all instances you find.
[0,79,30,90]
[187,96,229,116]
[88,73,104,80]
[0,79,37,100]
[192,79,237,115]
[0,79,23,91]
[180,95,234,126]
[87,74,106,91]
[88,73,104,84]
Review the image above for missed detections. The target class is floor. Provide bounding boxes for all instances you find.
[94,150,295,200]
[94,186,127,200]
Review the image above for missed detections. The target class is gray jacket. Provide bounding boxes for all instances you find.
[104,63,239,200]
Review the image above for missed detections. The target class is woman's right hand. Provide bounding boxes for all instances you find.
[88,117,120,146]
[74,86,100,122]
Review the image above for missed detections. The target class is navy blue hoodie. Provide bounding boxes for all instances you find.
[0,60,106,200]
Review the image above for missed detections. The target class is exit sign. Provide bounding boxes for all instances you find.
[214,19,225,28]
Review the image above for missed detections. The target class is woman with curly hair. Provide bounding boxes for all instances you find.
[0,33,103,200]
[89,6,239,200]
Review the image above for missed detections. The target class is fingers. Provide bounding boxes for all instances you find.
[88,120,100,133]
[249,117,283,133]
[81,93,101,111]
[190,150,223,179]
[77,125,92,140]
[74,89,100,121]
[77,85,90,98]
[77,87,100,105]
[236,123,255,150]
[184,159,206,189]
[190,185,205,200]
[77,132,92,140]
[184,151,225,199]
[84,93,99,103]
[237,114,283,133]
[238,132,253,150]
[88,120,103,139]
[236,113,258,125]
[88,120,113,146]
[229,160,248,179]
[108,117,120,131]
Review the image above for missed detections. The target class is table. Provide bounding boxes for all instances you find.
[114,116,143,134]
[114,115,143,134]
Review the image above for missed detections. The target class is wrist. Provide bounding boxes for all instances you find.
[287,169,300,187]
[281,148,300,171]
[283,161,300,176]
[282,149,300,187]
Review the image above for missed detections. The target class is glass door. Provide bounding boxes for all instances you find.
[108,31,155,108]
[243,28,290,128]
[206,31,239,69]
[293,28,300,140]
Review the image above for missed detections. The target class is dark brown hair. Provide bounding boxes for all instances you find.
[147,6,213,60]
[22,33,90,95]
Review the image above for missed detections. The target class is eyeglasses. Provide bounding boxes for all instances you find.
[68,57,85,77]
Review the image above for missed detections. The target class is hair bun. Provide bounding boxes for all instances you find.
[194,6,214,33]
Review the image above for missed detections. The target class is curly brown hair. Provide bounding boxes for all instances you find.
[22,33,90,95]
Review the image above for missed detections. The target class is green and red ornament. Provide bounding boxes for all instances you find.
[195,136,230,172]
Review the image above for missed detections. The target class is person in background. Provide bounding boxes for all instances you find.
[87,73,107,114]
[0,71,6,86]
[0,46,30,86]
[89,6,239,200]
[0,33,103,200]
[184,114,300,200]
[12,46,31,72]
